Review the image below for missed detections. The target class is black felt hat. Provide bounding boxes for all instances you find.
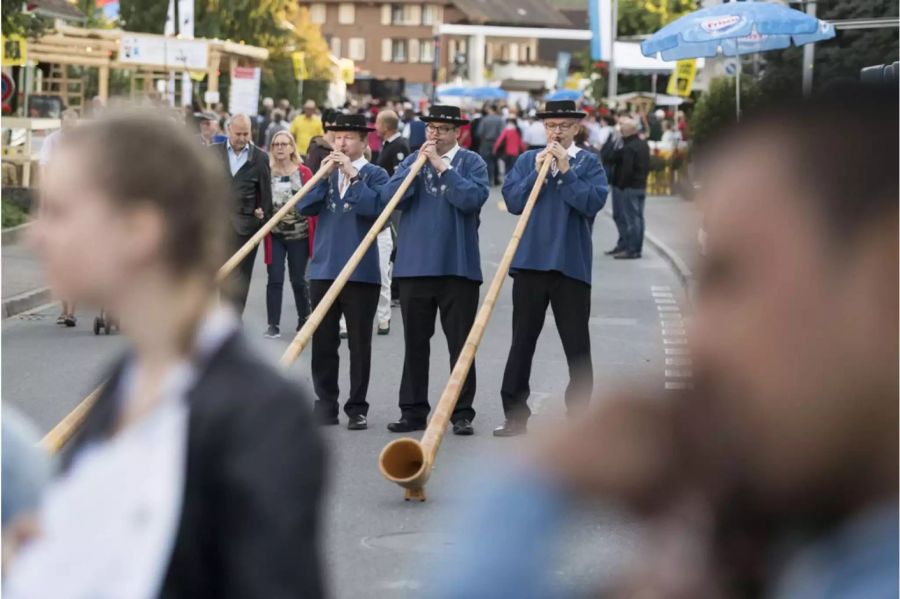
[535,100,586,120]
[419,104,469,125]
[325,113,375,132]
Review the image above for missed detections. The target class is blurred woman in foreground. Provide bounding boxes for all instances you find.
[8,111,325,598]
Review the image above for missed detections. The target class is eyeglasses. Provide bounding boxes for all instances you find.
[544,122,575,132]
[271,142,293,148]
[426,125,456,134]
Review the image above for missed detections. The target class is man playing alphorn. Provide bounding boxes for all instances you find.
[382,105,490,436]
[299,113,390,431]
[494,100,609,437]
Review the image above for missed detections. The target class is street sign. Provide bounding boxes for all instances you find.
[228,67,261,116]
[119,34,208,70]
[724,61,738,76]
[1,73,15,103]
[291,51,308,80]
[2,35,27,67]
[666,59,697,97]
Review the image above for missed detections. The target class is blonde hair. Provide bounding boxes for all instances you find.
[269,130,301,167]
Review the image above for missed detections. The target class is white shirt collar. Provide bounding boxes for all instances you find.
[441,143,461,163]
[387,132,402,142]
[351,155,369,170]
[226,141,249,155]
[565,143,581,159]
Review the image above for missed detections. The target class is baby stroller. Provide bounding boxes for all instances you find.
[93,309,119,335]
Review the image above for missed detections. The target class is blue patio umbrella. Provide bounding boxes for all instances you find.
[544,89,583,102]
[438,86,508,101]
[641,1,835,117]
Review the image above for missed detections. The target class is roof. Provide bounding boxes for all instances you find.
[500,79,547,92]
[26,0,85,22]
[450,0,572,27]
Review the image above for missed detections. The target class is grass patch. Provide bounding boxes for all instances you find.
[2,201,29,229]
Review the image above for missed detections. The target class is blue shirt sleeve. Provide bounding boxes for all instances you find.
[298,176,331,216]
[345,166,390,218]
[502,152,540,215]
[558,156,608,218]
[439,155,490,215]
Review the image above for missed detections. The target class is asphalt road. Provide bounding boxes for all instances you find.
[2,187,687,597]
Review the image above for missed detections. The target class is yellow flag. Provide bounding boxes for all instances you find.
[666,59,697,97]
[1,35,27,67]
[338,58,354,84]
[292,51,308,81]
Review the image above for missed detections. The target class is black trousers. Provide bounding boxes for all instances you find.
[310,280,380,418]
[398,276,480,424]
[225,232,258,317]
[500,270,593,422]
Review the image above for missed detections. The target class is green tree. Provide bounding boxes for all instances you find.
[689,76,763,147]
[2,0,48,38]
[118,0,169,33]
[759,0,899,96]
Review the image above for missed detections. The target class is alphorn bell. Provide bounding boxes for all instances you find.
[378,154,554,501]
[279,153,429,367]
[216,164,334,282]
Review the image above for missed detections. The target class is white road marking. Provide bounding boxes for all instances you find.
[665,369,693,378]
[666,357,692,366]
[665,381,693,390]
[665,347,691,355]
[664,338,689,345]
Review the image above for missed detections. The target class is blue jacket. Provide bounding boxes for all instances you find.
[382,149,490,282]
[502,148,608,285]
[298,162,389,285]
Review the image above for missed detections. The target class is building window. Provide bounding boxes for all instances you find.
[408,39,420,63]
[382,38,392,61]
[390,3,422,25]
[391,4,404,24]
[338,3,355,24]
[330,36,342,58]
[422,5,435,25]
[309,3,326,24]
[420,38,434,62]
[348,38,366,61]
[523,44,532,63]
[391,39,407,62]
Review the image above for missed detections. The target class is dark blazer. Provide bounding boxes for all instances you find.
[613,134,650,190]
[377,134,411,176]
[63,332,326,599]
[214,143,274,236]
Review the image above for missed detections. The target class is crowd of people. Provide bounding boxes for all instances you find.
[3,80,895,598]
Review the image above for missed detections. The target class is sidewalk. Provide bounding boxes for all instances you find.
[644,195,702,275]
[2,227,53,318]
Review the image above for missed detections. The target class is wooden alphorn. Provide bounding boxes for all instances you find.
[216,164,333,282]
[279,153,429,367]
[378,154,554,501]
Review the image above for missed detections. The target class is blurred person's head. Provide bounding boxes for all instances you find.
[269,130,299,165]
[271,109,285,124]
[60,108,79,130]
[227,114,252,151]
[573,123,589,146]
[326,114,371,159]
[303,99,317,117]
[375,110,400,139]
[619,117,638,137]
[30,110,230,325]
[690,83,898,518]
[601,115,617,127]
[197,112,219,141]
[262,96,274,111]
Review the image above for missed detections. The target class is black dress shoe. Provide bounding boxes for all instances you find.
[493,420,527,437]
[614,251,641,260]
[387,418,427,433]
[452,419,474,436]
[604,246,623,255]
[347,414,367,430]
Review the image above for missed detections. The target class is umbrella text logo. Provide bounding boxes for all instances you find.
[700,15,744,35]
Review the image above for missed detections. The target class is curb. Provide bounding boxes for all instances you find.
[643,229,694,300]
[602,209,694,300]
[1,222,32,246]
[2,287,54,319]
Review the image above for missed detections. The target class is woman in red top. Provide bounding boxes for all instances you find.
[263,130,313,338]
[492,118,526,183]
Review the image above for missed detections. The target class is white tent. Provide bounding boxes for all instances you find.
[613,41,705,74]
